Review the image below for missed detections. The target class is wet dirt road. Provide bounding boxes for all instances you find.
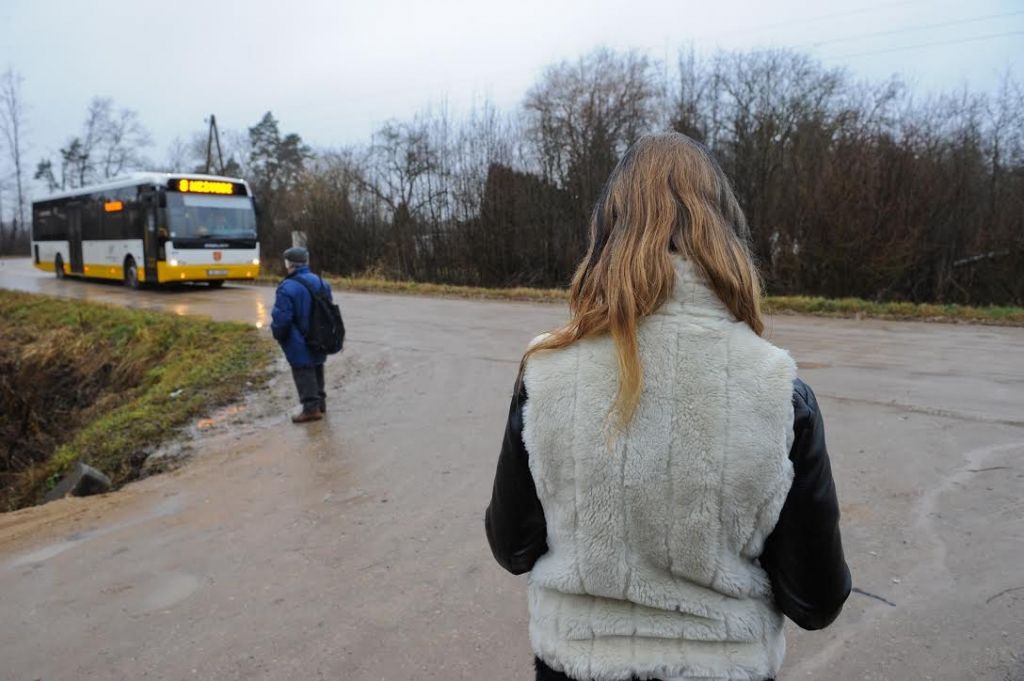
[1,257,1023,681]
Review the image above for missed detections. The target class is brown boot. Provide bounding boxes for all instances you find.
[291,410,324,424]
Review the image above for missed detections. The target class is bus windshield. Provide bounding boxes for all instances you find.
[166,193,257,240]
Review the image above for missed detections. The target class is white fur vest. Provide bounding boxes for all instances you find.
[522,256,797,681]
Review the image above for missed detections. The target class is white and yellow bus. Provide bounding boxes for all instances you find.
[32,172,260,288]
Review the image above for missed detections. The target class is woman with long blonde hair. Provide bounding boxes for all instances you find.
[486,132,850,681]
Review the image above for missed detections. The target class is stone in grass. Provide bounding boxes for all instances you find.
[43,462,112,503]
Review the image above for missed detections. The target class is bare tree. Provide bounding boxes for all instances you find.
[524,48,660,183]
[0,177,7,249]
[162,136,192,172]
[355,119,441,277]
[523,47,661,258]
[39,97,152,190]
[161,124,248,176]
[0,67,28,229]
[96,101,152,178]
[361,120,438,214]
[231,46,1022,305]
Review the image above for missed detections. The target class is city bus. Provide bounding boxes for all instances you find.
[31,172,260,288]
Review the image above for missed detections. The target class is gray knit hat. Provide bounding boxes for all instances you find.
[283,247,308,264]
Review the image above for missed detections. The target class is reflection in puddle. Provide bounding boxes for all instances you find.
[255,298,268,328]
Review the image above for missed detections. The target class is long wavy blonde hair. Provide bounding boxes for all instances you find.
[522,132,765,428]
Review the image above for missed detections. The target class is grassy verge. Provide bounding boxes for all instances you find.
[764,295,1024,325]
[254,273,1024,326]
[0,290,273,510]
[254,272,568,303]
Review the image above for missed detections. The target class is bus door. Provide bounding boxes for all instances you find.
[67,204,84,274]
[140,189,160,283]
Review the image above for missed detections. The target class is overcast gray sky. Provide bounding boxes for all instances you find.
[2,0,1022,176]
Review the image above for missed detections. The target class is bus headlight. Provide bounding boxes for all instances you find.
[252,258,260,265]
[169,258,179,267]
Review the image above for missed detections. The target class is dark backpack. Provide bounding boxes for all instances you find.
[291,274,345,355]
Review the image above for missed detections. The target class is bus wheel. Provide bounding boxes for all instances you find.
[55,255,65,279]
[123,257,140,290]
[208,280,225,289]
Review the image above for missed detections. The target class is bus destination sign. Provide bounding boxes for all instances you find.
[169,178,246,195]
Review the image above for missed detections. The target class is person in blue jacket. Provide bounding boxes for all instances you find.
[271,247,334,423]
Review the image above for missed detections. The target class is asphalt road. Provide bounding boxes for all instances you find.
[1,257,1022,681]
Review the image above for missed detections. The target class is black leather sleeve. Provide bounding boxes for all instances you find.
[484,380,549,575]
[760,378,852,630]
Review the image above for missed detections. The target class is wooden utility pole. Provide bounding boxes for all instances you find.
[204,114,225,175]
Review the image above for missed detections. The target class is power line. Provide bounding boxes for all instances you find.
[721,0,929,35]
[796,10,1024,49]
[824,30,1024,60]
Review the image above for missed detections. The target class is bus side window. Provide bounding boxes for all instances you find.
[52,204,68,240]
[125,200,136,241]
[32,206,47,240]
[99,196,111,239]
[108,200,124,240]
[102,189,129,240]
[128,192,143,241]
[82,197,101,241]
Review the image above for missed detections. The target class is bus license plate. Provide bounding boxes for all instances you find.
[207,269,228,276]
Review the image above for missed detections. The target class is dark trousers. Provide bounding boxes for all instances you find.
[535,658,772,681]
[291,365,326,414]
[536,659,656,681]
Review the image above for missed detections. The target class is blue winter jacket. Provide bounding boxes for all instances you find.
[271,266,333,368]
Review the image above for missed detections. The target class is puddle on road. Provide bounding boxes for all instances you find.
[797,361,832,369]
[138,572,200,612]
[3,494,186,570]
